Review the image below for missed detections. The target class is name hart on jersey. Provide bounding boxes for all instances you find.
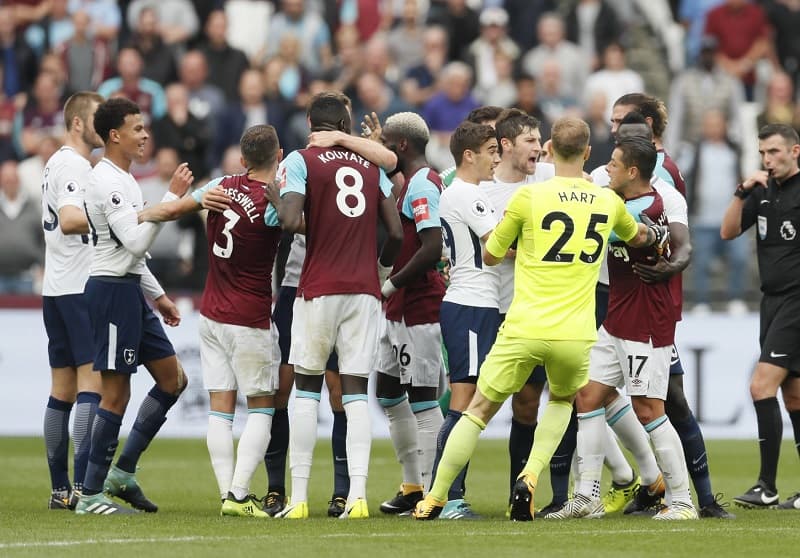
[317,149,371,168]
[558,190,596,204]
[224,187,260,222]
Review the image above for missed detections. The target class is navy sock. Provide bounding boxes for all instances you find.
[790,410,800,460]
[73,391,100,489]
[549,407,577,505]
[44,397,73,492]
[672,413,713,507]
[265,408,289,493]
[331,410,349,497]
[116,387,177,474]
[508,419,535,499]
[431,409,468,500]
[754,397,782,491]
[83,408,122,495]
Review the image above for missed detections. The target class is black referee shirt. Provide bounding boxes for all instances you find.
[742,171,800,295]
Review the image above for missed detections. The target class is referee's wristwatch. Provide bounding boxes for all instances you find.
[733,183,752,199]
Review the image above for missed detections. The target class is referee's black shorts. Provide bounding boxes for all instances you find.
[760,292,800,377]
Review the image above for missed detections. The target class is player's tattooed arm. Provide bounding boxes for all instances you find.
[633,222,691,283]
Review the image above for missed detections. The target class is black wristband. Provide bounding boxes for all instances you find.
[386,167,402,179]
[734,183,751,199]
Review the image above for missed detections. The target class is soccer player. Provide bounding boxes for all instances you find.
[137,125,284,517]
[41,91,104,510]
[553,137,697,521]
[431,121,501,520]
[75,98,194,515]
[600,96,732,518]
[414,117,669,521]
[266,126,400,518]
[271,92,403,519]
[722,124,800,511]
[374,112,446,514]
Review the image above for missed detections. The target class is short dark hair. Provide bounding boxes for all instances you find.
[551,117,590,160]
[495,108,540,153]
[614,93,668,139]
[758,123,800,146]
[617,111,653,142]
[240,125,280,170]
[616,137,657,181]
[450,122,496,166]
[63,91,103,131]
[93,97,141,142]
[466,106,504,125]
[307,92,352,133]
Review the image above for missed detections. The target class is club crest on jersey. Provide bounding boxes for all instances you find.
[412,197,430,222]
[66,181,77,193]
[471,199,488,217]
[781,220,796,240]
[109,191,124,208]
[123,348,136,365]
[758,216,767,240]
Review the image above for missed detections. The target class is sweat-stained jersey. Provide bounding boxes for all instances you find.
[278,146,394,300]
[192,174,281,329]
[385,167,446,326]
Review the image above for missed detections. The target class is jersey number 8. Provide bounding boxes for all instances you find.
[335,167,366,218]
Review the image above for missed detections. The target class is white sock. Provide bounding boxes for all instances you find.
[344,397,371,503]
[381,396,421,487]
[576,410,605,499]
[414,405,444,492]
[602,425,635,485]
[207,413,234,500]
[289,395,320,504]
[230,410,273,501]
[647,416,691,506]
[607,397,661,485]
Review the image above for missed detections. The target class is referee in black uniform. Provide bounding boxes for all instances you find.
[721,123,800,511]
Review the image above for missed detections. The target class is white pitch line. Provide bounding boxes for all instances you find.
[2,526,797,550]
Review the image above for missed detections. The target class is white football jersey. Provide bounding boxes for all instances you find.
[41,146,94,296]
[86,158,151,278]
[440,177,500,308]
[281,233,305,288]
[480,162,556,313]
[590,165,688,285]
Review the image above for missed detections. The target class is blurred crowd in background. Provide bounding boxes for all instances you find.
[0,0,794,312]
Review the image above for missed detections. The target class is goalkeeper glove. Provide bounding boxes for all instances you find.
[639,213,670,255]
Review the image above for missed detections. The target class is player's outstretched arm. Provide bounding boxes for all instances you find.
[58,205,90,235]
[721,171,767,240]
[627,220,669,249]
[307,129,398,172]
[633,222,692,283]
[138,196,200,223]
[382,227,442,296]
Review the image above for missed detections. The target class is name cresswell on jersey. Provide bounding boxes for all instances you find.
[412,197,430,223]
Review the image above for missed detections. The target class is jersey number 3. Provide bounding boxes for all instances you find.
[542,211,607,264]
[213,209,241,259]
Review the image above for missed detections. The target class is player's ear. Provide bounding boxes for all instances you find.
[277,148,284,163]
[239,155,247,169]
[584,145,592,161]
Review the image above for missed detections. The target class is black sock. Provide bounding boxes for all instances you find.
[672,413,713,507]
[754,397,782,491]
[508,419,535,499]
[331,410,349,497]
[265,408,289,493]
[431,409,467,500]
[789,410,800,461]
[116,387,177,473]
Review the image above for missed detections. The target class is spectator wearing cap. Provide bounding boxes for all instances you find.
[667,34,745,156]
[466,7,519,106]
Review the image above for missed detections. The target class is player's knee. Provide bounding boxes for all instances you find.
[166,360,188,397]
[750,376,778,401]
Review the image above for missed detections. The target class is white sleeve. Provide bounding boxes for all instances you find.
[656,181,688,226]
[140,266,165,300]
[106,191,178,258]
[55,164,89,210]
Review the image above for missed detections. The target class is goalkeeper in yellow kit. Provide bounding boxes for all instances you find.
[413,116,669,521]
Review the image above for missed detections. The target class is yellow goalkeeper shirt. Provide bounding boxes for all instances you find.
[485,176,638,341]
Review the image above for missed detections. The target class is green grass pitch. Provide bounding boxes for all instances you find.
[1,437,799,557]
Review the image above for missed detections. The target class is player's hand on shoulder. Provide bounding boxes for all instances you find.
[307,130,344,148]
[361,112,383,142]
[154,295,181,327]
[169,162,194,197]
[265,178,281,207]
[201,186,231,213]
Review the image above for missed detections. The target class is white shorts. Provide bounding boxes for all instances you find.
[289,294,380,377]
[199,316,279,396]
[589,326,671,400]
[377,318,442,388]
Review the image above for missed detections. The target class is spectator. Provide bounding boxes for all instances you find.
[274,34,312,111]
[679,0,725,65]
[537,58,580,123]
[520,12,587,100]
[703,0,771,100]
[18,134,61,201]
[14,71,65,158]
[503,0,555,53]
[0,67,19,163]
[584,90,615,171]
[96,47,166,125]
[151,83,212,180]
[362,33,400,89]
[756,72,800,134]
[38,52,73,102]
[583,42,645,122]
[387,0,427,76]
[427,0,480,63]
[260,56,291,145]
[765,0,800,92]
[57,8,112,92]
[325,25,364,100]
[400,25,448,107]
[339,0,384,43]
[0,160,43,294]
[474,47,516,109]
[127,0,199,46]
[214,144,245,177]
[565,0,622,71]
[351,71,412,133]
[466,7,519,105]
[682,109,747,313]
[126,6,178,85]
[178,50,225,135]
[24,0,75,58]
[512,72,551,140]
[199,10,250,102]
[667,35,745,155]
[0,5,39,97]
[67,0,121,43]
[266,0,333,75]
[224,0,273,63]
